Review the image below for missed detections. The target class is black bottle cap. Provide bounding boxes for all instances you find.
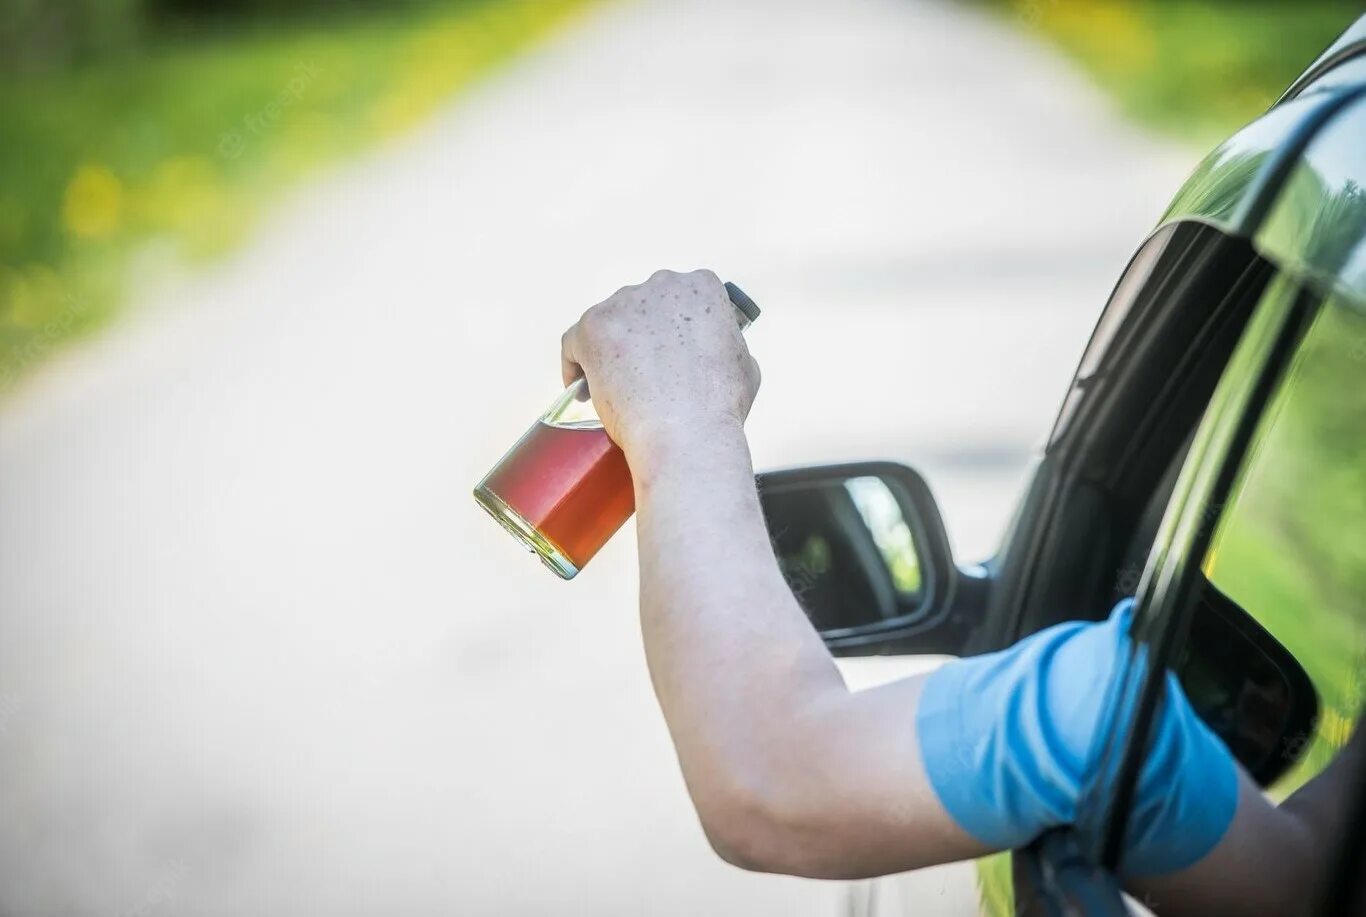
[724,282,761,324]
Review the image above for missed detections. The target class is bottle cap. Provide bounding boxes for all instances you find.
[724,282,761,324]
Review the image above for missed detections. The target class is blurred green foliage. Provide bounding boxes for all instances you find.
[0,0,143,73]
[990,0,1361,143]
[0,0,496,74]
[0,0,591,390]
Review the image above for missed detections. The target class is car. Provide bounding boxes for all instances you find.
[756,14,1366,916]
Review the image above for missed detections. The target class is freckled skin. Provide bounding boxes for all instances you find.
[558,270,761,457]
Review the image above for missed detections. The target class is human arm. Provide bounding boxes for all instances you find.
[1134,723,1366,916]
[559,269,982,877]
[557,268,1351,904]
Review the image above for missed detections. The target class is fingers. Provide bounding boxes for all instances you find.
[560,325,582,388]
[688,267,725,298]
[739,356,762,420]
[558,267,730,387]
[561,293,615,389]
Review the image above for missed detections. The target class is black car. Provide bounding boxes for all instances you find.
[758,14,1366,916]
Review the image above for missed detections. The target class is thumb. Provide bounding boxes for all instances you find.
[560,326,584,389]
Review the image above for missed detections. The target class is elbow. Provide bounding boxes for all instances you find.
[681,684,866,877]
[694,780,795,875]
[690,769,855,879]
[697,797,781,874]
[701,822,769,874]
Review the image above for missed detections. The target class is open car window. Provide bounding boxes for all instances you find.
[1057,284,1366,917]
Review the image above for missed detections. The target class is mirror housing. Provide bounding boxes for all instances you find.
[1176,582,1320,787]
[757,461,974,656]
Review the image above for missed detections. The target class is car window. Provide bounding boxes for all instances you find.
[1200,295,1366,797]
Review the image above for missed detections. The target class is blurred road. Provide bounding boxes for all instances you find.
[0,0,1191,914]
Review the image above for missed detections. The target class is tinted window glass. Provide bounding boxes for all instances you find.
[1201,297,1366,796]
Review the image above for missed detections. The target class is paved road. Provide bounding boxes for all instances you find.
[0,0,1191,913]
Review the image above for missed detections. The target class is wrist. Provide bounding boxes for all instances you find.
[623,412,752,490]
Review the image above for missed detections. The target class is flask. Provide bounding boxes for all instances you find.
[474,282,760,578]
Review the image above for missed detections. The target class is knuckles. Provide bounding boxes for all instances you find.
[574,302,626,351]
[571,267,730,354]
[688,267,723,290]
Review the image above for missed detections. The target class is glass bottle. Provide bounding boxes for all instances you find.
[474,282,760,579]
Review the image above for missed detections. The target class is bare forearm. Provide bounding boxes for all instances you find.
[1127,712,1366,914]
[627,418,980,877]
[631,419,846,808]
[1133,772,1316,917]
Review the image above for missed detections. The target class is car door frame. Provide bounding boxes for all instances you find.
[983,34,1366,914]
[1007,55,1366,917]
[1011,267,1321,915]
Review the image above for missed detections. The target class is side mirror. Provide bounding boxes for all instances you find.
[756,461,967,656]
[1176,581,1320,787]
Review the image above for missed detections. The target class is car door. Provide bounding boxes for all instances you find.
[1013,55,1366,917]
[1006,258,1366,917]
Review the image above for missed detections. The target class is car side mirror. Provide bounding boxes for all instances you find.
[756,461,965,656]
[1175,581,1320,787]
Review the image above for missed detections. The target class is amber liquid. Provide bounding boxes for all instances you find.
[477,421,634,575]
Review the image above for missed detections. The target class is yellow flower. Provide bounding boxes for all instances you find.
[62,164,124,239]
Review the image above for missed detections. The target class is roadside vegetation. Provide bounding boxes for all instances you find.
[0,0,591,390]
[992,0,1361,143]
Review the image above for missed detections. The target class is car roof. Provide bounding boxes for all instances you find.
[1161,14,1366,313]
[1278,12,1366,104]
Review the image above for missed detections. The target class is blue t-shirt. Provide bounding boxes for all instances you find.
[915,599,1238,876]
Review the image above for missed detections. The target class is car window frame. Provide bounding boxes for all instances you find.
[994,88,1352,656]
[1091,271,1321,867]
[985,224,1273,655]
[1078,69,1366,886]
[1001,271,1320,917]
[1010,55,1366,917]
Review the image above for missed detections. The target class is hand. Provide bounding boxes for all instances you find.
[560,269,761,462]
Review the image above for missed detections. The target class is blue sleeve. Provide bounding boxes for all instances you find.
[915,599,1239,877]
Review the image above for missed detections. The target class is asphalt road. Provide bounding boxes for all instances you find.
[0,0,1191,913]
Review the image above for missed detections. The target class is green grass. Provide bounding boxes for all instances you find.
[988,1,1361,145]
[0,0,593,390]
